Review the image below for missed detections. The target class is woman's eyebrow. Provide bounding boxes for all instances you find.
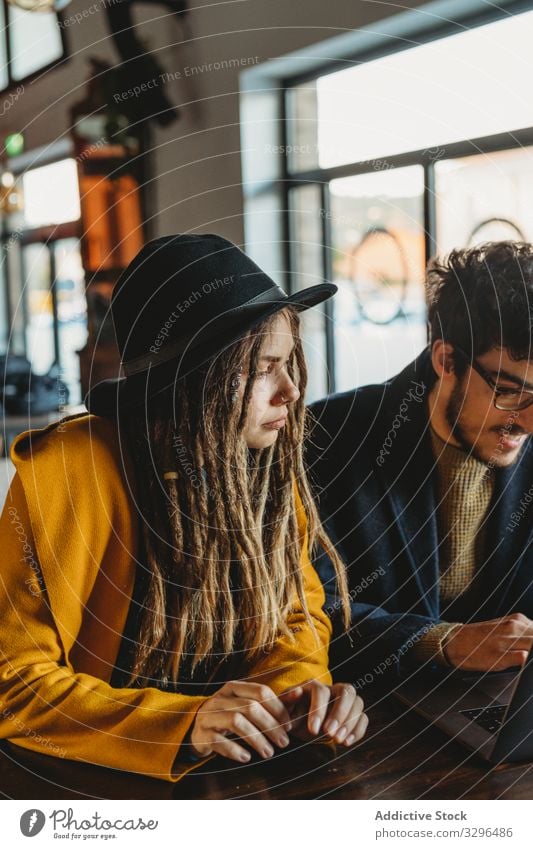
[259,347,296,363]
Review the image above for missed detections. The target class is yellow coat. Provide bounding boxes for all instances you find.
[0,413,332,782]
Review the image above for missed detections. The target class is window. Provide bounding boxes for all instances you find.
[1,157,86,404]
[435,147,533,252]
[22,238,87,404]
[263,2,533,401]
[313,11,533,170]
[2,3,64,93]
[22,159,81,228]
[327,167,426,392]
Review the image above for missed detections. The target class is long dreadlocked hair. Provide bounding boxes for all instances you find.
[119,306,350,686]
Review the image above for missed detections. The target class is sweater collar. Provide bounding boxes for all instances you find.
[429,423,490,478]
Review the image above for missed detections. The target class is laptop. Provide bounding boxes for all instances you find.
[394,645,533,763]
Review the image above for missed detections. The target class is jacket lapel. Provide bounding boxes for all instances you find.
[472,442,533,619]
[373,352,440,618]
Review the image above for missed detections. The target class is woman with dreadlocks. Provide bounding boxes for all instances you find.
[0,234,367,781]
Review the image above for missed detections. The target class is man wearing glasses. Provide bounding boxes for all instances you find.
[306,241,533,684]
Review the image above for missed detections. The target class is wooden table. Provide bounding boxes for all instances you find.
[2,690,531,800]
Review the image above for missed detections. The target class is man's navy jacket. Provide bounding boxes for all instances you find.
[305,348,533,686]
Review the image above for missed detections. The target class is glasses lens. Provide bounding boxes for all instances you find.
[496,392,533,411]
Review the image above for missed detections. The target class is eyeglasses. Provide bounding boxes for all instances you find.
[453,346,533,412]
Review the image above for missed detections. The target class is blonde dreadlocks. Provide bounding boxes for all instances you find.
[120,307,350,685]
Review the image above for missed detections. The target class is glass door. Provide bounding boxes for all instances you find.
[21,238,87,405]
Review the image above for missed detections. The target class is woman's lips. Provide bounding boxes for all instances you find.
[263,417,287,430]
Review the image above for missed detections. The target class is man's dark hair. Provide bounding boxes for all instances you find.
[426,241,533,375]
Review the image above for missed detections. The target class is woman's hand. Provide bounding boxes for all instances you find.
[190,680,293,763]
[281,680,368,747]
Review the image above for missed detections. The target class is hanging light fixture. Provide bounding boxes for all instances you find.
[6,0,72,12]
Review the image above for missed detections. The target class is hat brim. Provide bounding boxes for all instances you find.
[84,282,336,417]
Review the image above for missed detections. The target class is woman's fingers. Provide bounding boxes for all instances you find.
[299,680,330,735]
[219,697,290,750]
[323,683,357,738]
[343,711,369,747]
[225,712,278,759]
[193,680,368,762]
[279,685,303,706]
[329,695,365,744]
[192,680,298,762]
[224,681,293,730]
[208,732,253,763]
[333,695,367,746]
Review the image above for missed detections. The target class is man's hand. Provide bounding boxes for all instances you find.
[443,613,533,671]
[281,680,368,747]
[190,680,293,762]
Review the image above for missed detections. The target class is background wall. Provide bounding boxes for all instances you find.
[3,0,428,245]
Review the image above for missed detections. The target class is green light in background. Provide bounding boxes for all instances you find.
[5,133,24,157]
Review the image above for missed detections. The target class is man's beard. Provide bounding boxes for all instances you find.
[445,378,528,466]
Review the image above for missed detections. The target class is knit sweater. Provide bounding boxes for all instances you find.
[412,426,495,664]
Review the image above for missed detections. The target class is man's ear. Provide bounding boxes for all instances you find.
[431,340,455,378]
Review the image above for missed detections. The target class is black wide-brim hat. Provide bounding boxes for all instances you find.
[84,233,337,417]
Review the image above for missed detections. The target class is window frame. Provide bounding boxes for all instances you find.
[1,1,68,96]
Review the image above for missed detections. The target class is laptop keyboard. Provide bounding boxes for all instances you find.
[460,704,507,734]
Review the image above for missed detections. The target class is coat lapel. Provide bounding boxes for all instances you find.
[471,441,533,619]
[373,354,440,618]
